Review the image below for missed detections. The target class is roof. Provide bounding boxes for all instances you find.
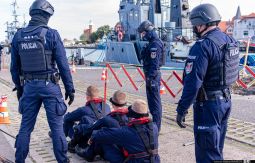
[235,6,241,19]
[243,13,255,18]
[239,13,255,21]
[218,21,233,32]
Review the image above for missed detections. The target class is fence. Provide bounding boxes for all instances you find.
[101,63,184,102]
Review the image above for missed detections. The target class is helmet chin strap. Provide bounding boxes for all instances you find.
[193,25,208,38]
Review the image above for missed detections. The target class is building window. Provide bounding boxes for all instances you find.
[244,31,249,36]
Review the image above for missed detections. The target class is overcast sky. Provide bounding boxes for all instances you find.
[0,0,255,41]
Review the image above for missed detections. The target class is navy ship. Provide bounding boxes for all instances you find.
[105,0,194,65]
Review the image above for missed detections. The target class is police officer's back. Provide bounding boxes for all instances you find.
[138,20,163,131]
[10,0,75,162]
[175,4,239,163]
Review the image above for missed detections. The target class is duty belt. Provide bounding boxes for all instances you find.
[197,88,230,101]
[22,72,60,84]
[206,88,230,100]
[24,73,52,80]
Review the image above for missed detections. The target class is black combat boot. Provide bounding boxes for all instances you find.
[67,140,76,153]
[75,145,95,162]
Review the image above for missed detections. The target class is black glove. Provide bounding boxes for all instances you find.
[13,87,23,100]
[176,113,187,128]
[65,92,74,105]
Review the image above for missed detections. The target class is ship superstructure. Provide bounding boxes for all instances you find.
[105,0,194,65]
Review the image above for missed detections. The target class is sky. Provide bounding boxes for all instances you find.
[0,0,255,41]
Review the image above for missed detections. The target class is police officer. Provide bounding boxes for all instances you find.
[175,4,239,163]
[10,0,75,162]
[138,20,163,131]
[0,44,3,71]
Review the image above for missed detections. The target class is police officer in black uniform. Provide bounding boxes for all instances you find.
[10,0,75,162]
[175,4,239,163]
[138,20,164,131]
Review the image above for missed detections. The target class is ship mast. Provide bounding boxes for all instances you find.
[5,0,20,44]
[12,0,19,29]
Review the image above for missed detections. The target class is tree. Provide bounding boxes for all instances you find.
[96,25,111,39]
[80,34,85,41]
[80,25,111,43]
[79,34,87,44]
[89,32,98,43]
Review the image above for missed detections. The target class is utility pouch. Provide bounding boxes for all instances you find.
[56,97,67,116]
[51,72,60,84]
[20,75,24,86]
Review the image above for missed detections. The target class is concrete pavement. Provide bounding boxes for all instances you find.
[0,69,254,162]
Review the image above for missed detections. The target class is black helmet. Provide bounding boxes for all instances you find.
[138,20,154,33]
[29,0,54,16]
[190,3,221,26]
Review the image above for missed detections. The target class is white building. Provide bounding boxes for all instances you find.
[233,6,255,40]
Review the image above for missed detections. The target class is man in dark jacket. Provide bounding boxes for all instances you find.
[138,20,163,131]
[89,99,160,163]
[10,0,75,162]
[75,90,129,162]
[64,85,110,152]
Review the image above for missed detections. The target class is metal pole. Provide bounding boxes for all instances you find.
[121,65,138,91]
[104,67,108,103]
[243,37,251,67]
[107,63,123,87]
[160,78,176,97]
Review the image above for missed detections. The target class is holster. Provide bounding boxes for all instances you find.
[51,72,60,84]
[196,87,208,102]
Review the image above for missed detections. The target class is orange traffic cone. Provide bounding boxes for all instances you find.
[71,63,76,73]
[0,95,11,124]
[101,69,106,81]
[160,85,166,95]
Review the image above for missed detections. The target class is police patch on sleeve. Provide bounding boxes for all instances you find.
[151,52,157,59]
[185,62,193,74]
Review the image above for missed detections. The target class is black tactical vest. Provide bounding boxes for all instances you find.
[18,28,53,73]
[203,34,239,89]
